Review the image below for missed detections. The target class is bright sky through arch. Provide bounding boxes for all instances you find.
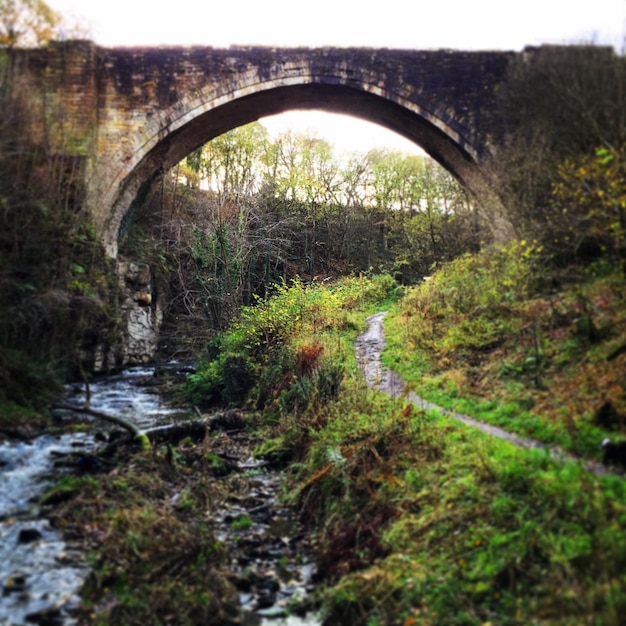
[48,0,626,157]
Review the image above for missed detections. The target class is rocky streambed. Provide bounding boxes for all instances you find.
[0,363,321,625]
[209,442,318,625]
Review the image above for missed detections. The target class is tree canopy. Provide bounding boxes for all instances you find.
[0,0,86,47]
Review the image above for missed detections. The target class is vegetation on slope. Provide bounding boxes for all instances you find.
[42,267,626,625]
[382,139,626,462]
[184,274,626,625]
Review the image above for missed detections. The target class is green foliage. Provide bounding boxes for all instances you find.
[186,274,401,411]
[383,241,626,459]
[40,474,99,505]
[313,403,626,626]
[230,514,253,530]
[398,241,542,356]
[549,144,626,269]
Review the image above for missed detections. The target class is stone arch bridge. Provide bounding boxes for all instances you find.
[6,41,538,256]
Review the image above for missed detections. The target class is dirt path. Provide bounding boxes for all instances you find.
[355,312,611,477]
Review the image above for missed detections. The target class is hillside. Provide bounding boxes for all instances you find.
[382,244,626,462]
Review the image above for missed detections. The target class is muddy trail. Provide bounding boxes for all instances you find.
[355,311,611,477]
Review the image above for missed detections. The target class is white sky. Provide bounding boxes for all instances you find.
[48,0,626,156]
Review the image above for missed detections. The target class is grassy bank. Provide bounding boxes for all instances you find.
[382,244,626,461]
[46,270,626,625]
[299,391,626,625]
[183,270,626,624]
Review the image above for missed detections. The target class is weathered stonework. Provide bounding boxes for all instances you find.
[117,261,163,365]
[4,41,614,258]
[3,42,515,256]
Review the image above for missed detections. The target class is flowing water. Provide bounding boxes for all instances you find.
[0,364,321,625]
[0,433,95,625]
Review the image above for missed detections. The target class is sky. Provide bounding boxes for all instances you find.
[48,0,626,156]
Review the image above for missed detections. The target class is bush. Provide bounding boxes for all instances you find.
[185,274,401,411]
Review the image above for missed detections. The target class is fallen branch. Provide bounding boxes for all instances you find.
[55,404,143,440]
[55,406,247,455]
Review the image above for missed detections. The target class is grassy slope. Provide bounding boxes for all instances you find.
[382,246,626,461]
[186,269,626,625]
[284,266,626,625]
[46,271,626,625]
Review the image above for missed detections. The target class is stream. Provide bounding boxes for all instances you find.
[2,311,607,625]
[0,363,320,625]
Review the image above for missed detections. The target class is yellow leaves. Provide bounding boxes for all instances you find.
[550,144,626,254]
[0,0,61,48]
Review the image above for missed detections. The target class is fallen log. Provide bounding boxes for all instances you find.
[54,406,247,455]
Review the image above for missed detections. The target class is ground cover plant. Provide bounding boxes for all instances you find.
[306,398,626,625]
[45,271,626,625]
[46,442,241,626]
[381,240,626,460]
[184,272,626,624]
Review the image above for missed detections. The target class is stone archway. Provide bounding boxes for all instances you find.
[103,82,491,256]
[7,43,514,255]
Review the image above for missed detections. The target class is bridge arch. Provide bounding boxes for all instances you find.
[101,74,493,256]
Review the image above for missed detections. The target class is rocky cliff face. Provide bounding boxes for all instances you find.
[115,260,163,367]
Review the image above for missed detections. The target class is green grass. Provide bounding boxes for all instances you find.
[301,395,626,625]
[381,247,626,462]
[47,268,626,625]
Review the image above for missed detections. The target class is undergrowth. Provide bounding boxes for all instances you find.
[47,268,626,625]
[309,398,626,625]
[382,242,626,459]
[47,441,241,625]
[185,273,402,413]
[184,267,626,624]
